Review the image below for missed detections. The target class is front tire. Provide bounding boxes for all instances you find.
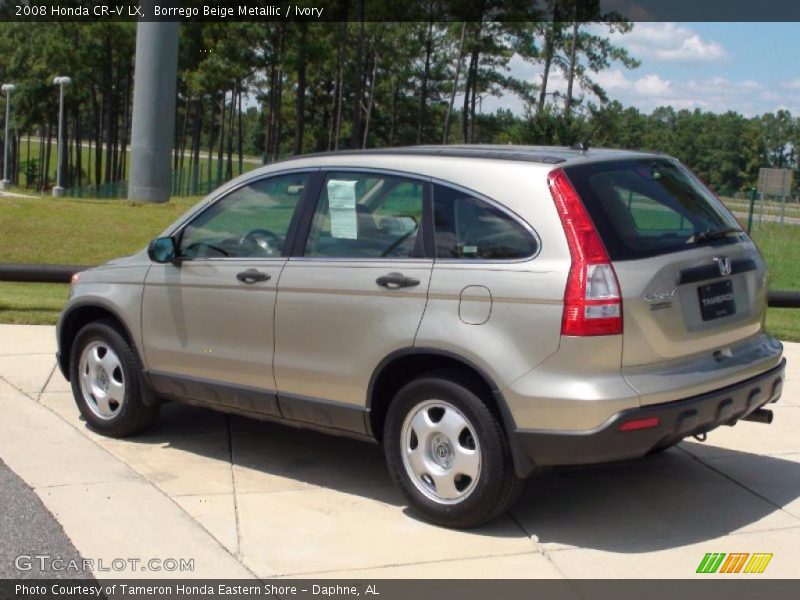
[69,320,159,437]
[384,374,523,528]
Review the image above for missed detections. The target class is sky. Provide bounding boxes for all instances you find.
[483,22,800,117]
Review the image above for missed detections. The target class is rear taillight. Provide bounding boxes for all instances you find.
[548,169,623,336]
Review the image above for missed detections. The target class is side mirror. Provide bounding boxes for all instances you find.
[148,237,178,263]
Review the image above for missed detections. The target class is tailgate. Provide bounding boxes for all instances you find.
[563,157,770,380]
[614,240,767,368]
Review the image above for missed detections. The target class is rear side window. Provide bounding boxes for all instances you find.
[565,159,741,261]
[433,184,538,260]
[304,172,424,259]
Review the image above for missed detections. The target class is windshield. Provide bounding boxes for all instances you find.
[564,158,743,261]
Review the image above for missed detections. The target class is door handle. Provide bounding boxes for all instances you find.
[376,272,420,289]
[236,269,271,284]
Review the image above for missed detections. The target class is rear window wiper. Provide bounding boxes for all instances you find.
[687,227,743,245]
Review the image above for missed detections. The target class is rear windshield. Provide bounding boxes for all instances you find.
[565,159,742,261]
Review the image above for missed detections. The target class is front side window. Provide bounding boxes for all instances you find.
[433,184,538,260]
[304,172,424,258]
[179,173,308,259]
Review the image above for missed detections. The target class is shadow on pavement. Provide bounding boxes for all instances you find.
[512,445,800,552]
[122,401,402,506]
[80,401,800,547]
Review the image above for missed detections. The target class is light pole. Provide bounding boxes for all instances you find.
[52,76,71,197]
[1,83,15,191]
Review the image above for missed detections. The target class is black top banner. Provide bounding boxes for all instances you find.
[2,0,800,22]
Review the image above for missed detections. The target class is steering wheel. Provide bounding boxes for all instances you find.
[240,228,283,257]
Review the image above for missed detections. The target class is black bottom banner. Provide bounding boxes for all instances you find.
[3,579,800,600]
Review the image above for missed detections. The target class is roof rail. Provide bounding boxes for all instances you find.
[273,146,568,165]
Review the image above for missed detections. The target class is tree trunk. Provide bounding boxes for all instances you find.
[564,19,580,117]
[174,92,185,171]
[462,24,481,143]
[469,71,478,142]
[12,130,20,184]
[176,96,187,195]
[118,68,132,181]
[273,56,284,161]
[265,25,285,162]
[227,84,235,180]
[416,20,434,144]
[537,9,562,114]
[176,91,189,192]
[207,93,216,190]
[294,22,308,155]
[263,73,273,163]
[67,120,74,187]
[75,112,83,187]
[443,22,467,144]
[537,47,554,113]
[103,36,115,185]
[362,49,379,148]
[191,97,202,195]
[217,91,225,185]
[92,91,102,186]
[237,87,243,175]
[388,77,398,146]
[37,128,45,190]
[25,135,31,187]
[44,124,52,190]
[104,87,114,184]
[350,3,366,149]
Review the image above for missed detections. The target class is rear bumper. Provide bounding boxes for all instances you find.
[514,358,785,466]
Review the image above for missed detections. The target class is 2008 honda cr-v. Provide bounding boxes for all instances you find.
[57,145,785,527]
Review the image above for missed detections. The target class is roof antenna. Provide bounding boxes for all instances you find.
[571,139,590,153]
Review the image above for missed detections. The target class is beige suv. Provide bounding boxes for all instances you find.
[57,146,785,527]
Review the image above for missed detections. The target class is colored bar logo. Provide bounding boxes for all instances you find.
[697,553,772,574]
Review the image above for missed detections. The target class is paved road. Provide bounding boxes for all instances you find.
[0,459,93,579]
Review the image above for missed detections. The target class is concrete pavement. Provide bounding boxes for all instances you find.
[0,323,798,579]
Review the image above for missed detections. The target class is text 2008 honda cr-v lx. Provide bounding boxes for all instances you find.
[57,146,785,527]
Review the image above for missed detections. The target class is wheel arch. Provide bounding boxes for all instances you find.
[57,300,141,382]
[366,347,535,477]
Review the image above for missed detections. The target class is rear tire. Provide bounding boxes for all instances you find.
[69,320,159,437]
[384,374,523,528]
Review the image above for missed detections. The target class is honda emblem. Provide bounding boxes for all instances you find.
[715,257,732,277]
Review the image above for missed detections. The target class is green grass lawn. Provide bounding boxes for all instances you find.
[750,222,800,341]
[1,195,798,341]
[0,195,200,324]
[13,138,261,192]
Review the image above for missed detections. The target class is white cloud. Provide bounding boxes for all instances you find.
[594,69,632,91]
[491,56,800,117]
[610,75,800,116]
[633,74,671,96]
[476,23,798,118]
[608,23,727,63]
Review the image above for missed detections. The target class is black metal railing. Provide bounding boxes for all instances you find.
[0,263,92,284]
[1,263,799,308]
